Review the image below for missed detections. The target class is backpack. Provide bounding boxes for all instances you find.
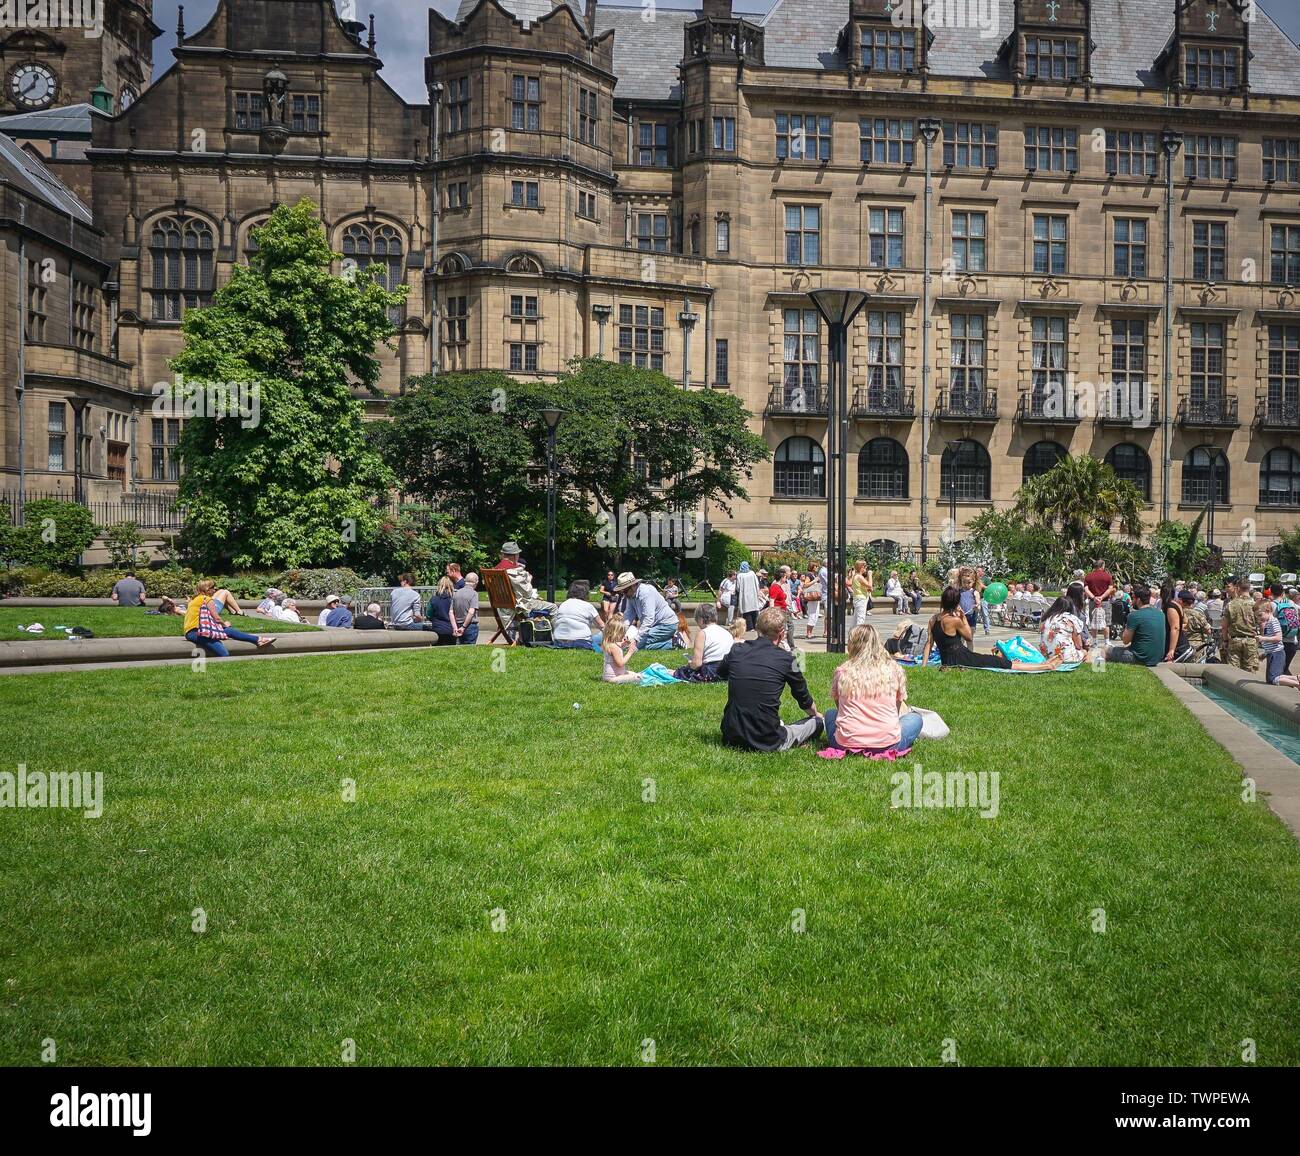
[1280,603,1300,635]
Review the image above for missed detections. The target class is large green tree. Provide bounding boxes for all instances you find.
[1014,454,1145,555]
[170,200,402,568]
[374,359,769,557]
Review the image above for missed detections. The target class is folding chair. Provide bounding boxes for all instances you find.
[480,568,519,645]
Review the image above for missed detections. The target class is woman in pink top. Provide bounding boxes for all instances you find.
[825,624,923,754]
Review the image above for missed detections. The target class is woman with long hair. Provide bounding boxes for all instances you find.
[923,586,1061,671]
[1040,594,1087,663]
[1161,582,1185,663]
[182,579,277,658]
[426,576,457,644]
[825,624,922,754]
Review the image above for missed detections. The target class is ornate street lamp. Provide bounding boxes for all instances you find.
[810,288,869,653]
[918,117,943,564]
[1160,129,1183,523]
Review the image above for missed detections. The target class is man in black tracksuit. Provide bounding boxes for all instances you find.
[718,608,823,752]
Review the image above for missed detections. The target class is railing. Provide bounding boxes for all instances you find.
[852,386,915,419]
[1017,389,1082,423]
[1097,391,1160,426]
[766,385,829,417]
[934,387,999,421]
[1177,394,1239,428]
[1256,398,1300,430]
[2,490,184,531]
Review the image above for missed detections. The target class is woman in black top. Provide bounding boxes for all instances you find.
[425,578,457,645]
[922,586,1061,671]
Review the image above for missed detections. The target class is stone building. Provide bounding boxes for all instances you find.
[2,0,1299,558]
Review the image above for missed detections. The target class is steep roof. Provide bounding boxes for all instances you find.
[456,0,589,25]
[0,132,93,223]
[594,4,697,101]
[584,0,1300,98]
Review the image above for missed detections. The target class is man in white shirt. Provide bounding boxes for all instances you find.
[616,571,680,649]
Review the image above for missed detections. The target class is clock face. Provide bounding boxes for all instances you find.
[9,62,57,110]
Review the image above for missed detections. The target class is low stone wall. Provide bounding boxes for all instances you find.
[0,627,443,669]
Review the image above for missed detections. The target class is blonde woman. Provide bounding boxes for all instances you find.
[601,613,642,684]
[849,559,874,626]
[182,579,277,658]
[825,624,922,754]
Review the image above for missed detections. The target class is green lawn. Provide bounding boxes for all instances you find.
[0,607,319,641]
[0,649,1297,1066]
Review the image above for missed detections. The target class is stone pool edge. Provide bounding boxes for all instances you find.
[1154,664,1300,839]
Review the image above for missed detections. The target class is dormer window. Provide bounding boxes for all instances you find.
[1184,45,1238,90]
[860,25,916,71]
[1024,37,1080,81]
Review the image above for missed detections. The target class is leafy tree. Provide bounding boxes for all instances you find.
[1276,525,1300,571]
[374,359,769,562]
[348,505,487,585]
[1014,454,1144,556]
[0,499,97,571]
[102,521,152,569]
[170,200,402,569]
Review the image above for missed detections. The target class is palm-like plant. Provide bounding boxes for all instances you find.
[1014,455,1145,556]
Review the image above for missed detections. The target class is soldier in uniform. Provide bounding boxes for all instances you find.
[1222,577,1260,673]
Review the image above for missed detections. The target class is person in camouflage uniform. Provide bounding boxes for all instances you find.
[1177,589,1212,660]
[1222,577,1259,673]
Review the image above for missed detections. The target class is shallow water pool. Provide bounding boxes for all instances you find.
[1198,683,1300,765]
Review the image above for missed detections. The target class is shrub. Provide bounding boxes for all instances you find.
[0,566,50,597]
[758,549,814,575]
[102,522,152,569]
[349,507,487,586]
[0,500,97,571]
[274,567,367,599]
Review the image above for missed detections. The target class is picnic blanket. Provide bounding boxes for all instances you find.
[638,662,682,687]
[817,746,912,761]
[990,634,1080,672]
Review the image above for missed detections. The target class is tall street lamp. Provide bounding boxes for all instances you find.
[918,117,943,565]
[810,288,869,654]
[1160,129,1183,524]
[678,303,700,388]
[541,406,563,603]
[946,439,963,548]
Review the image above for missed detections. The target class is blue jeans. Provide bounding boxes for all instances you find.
[1265,649,1286,684]
[825,707,923,753]
[636,621,678,650]
[978,601,991,632]
[185,627,261,658]
[457,623,479,645]
[553,638,598,650]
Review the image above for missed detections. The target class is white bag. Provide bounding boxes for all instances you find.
[912,707,949,740]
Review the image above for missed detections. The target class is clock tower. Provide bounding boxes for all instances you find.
[1,0,160,115]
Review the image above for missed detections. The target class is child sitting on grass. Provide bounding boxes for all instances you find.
[601,614,642,684]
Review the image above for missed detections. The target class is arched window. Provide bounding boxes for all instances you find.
[858,438,908,500]
[149,216,214,320]
[1181,447,1229,506]
[940,439,991,502]
[1105,443,1152,501]
[1260,447,1300,507]
[342,222,405,321]
[774,436,825,499]
[1023,440,1066,482]
[241,217,270,264]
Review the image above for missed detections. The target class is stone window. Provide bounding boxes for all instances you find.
[618,304,665,371]
[637,120,670,167]
[1182,447,1229,506]
[1260,448,1300,508]
[447,77,470,133]
[1184,45,1238,90]
[578,87,598,145]
[290,94,320,133]
[341,222,404,323]
[46,402,65,472]
[858,438,908,500]
[940,439,991,502]
[1030,316,1068,415]
[943,122,997,169]
[774,436,825,499]
[511,75,540,132]
[1263,139,1300,184]
[948,314,987,406]
[867,208,904,269]
[776,113,832,162]
[714,338,729,385]
[150,417,181,482]
[1109,320,1147,414]
[73,279,96,350]
[635,212,669,252]
[865,310,904,399]
[1189,322,1227,409]
[859,25,915,71]
[1024,36,1080,81]
[1023,441,1066,482]
[1270,225,1300,284]
[1192,221,1227,281]
[1106,130,1159,177]
[1113,218,1148,277]
[510,180,540,208]
[150,216,214,321]
[859,117,915,165]
[1266,324,1300,422]
[782,308,820,405]
[784,204,820,265]
[1032,215,1068,275]
[233,90,262,130]
[1025,125,1078,172]
[1184,134,1237,180]
[951,211,986,273]
[1106,444,1152,501]
[712,116,735,152]
[25,257,46,341]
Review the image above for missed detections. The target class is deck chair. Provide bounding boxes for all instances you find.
[481,567,519,645]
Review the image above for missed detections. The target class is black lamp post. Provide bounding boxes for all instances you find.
[68,396,92,506]
[809,288,869,654]
[541,406,563,602]
[946,440,963,548]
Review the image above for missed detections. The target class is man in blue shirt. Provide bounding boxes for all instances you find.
[324,595,354,628]
[615,571,680,650]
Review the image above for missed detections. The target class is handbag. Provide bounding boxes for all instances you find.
[911,707,949,740]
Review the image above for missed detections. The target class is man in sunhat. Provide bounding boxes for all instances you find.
[615,571,680,650]
[317,594,341,627]
[497,541,555,619]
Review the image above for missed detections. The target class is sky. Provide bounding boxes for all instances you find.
[145,0,1300,106]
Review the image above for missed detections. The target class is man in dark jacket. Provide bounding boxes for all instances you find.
[718,608,822,752]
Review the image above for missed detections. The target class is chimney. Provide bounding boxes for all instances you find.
[702,0,733,17]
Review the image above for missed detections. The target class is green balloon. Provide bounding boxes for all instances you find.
[984,582,1008,605]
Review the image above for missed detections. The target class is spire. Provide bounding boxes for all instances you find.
[368,12,376,50]
[176,4,184,40]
